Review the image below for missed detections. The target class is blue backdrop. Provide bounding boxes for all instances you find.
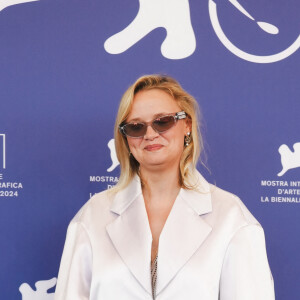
[0,0,299,299]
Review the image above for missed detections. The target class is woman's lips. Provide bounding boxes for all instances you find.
[144,144,163,151]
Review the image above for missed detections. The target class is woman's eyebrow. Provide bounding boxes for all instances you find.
[127,112,169,122]
[153,112,169,118]
[126,117,143,122]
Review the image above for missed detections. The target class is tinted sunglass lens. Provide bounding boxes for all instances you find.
[153,116,175,132]
[124,123,146,137]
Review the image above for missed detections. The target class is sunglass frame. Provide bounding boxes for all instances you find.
[119,111,187,138]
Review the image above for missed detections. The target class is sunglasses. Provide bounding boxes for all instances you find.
[119,111,187,138]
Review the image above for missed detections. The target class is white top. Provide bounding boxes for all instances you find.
[54,171,275,300]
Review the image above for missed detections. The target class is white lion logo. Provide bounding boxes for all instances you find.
[104,0,195,60]
[104,0,300,63]
[278,142,300,176]
[107,138,120,172]
[0,0,38,12]
[19,278,56,300]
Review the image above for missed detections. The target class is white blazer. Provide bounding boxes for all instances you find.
[54,172,275,300]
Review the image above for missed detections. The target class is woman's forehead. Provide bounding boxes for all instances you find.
[127,89,180,120]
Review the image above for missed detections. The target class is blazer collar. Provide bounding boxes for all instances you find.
[179,170,212,215]
[110,170,212,216]
[106,170,213,296]
[109,175,143,215]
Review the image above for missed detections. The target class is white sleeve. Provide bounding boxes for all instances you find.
[54,221,92,300]
[219,224,275,300]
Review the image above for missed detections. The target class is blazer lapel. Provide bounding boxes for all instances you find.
[156,171,213,295]
[106,176,153,295]
[106,171,213,297]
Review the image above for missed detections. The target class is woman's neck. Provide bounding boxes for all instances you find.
[140,166,181,207]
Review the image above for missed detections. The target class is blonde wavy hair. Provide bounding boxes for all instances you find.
[111,74,203,192]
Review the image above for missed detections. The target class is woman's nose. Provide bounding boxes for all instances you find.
[144,124,159,140]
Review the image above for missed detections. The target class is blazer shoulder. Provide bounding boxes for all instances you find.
[209,184,260,227]
[70,189,113,226]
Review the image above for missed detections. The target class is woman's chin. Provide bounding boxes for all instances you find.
[141,156,178,171]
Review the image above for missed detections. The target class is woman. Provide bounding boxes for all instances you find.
[55,75,275,300]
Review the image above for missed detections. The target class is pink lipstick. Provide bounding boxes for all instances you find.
[144,144,163,151]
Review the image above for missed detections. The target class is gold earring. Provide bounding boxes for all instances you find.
[185,132,191,146]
